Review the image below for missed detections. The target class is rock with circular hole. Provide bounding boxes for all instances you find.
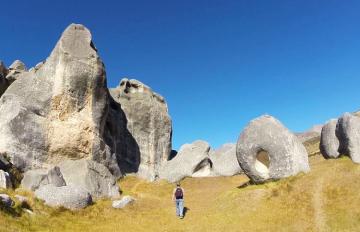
[210,143,243,176]
[320,119,340,159]
[160,140,211,182]
[336,113,360,163]
[35,184,92,210]
[236,115,310,183]
[109,78,172,181]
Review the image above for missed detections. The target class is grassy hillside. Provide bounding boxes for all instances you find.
[2,154,360,231]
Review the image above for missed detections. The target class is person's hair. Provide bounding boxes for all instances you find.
[176,182,180,187]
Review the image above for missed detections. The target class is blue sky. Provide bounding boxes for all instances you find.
[1,0,360,150]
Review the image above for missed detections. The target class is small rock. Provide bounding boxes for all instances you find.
[0,170,12,189]
[112,196,135,209]
[0,194,14,207]
[14,195,29,203]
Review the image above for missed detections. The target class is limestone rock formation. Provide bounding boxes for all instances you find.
[21,166,65,191]
[112,195,135,209]
[210,143,243,176]
[0,170,12,189]
[160,140,211,183]
[109,78,172,181]
[320,119,340,159]
[336,113,360,163]
[58,159,120,198]
[0,24,120,178]
[236,115,310,183]
[0,61,9,97]
[6,60,27,84]
[35,184,92,210]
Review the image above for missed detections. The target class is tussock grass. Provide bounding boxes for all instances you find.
[1,155,360,231]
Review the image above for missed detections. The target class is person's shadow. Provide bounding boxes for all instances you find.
[183,207,190,217]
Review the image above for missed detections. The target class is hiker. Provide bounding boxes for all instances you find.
[172,183,185,219]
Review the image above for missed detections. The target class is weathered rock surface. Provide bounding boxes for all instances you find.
[109,78,172,181]
[0,24,120,178]
[160,140,211,182]
[236,115,310,183]
[5,60,27,84]
[0,170,12,189]
[112,195,135,209]
[0,61,9,97]
[58,159,119,198]
[320,119,340,159]
[21,166,65,191]
[210,143,243,176]
[336,113,360,163]
[35,184,92,210]
[0,194,14,207]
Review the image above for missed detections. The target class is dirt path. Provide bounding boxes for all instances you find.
[313,178,328,231]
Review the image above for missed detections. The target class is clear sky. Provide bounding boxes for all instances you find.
[1,0,360,150]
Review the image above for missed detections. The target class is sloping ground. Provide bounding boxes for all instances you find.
[1,154,360,231]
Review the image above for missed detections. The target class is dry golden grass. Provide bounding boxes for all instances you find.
[2,154,360,231]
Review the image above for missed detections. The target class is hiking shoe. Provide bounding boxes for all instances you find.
[180,216,184,219]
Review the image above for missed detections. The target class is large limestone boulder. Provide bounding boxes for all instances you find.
[112,195,135,209]
[0,61,9,97]
[109,78,172,181]
[336,113,360,163]
[35,184,92,210]
[58,159,120,198]
[320,119,340,159]
[0,24,120,177]
[160,140,211,183]
[236,115,310,183]
[210,143,243,176]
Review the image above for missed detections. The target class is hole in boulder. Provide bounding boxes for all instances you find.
[254,149,270,177]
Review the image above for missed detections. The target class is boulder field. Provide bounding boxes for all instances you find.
[3,23,358,210]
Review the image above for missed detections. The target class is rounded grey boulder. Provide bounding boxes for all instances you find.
[320,119,340,159]
[210,143,243,176]
[35,185,92,210]
[336,113,360,163]
[236,115,310,183]
[160,140,211,182]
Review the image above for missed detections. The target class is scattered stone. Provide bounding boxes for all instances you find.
[320,119,340,159]
[112,195,135,209]
[210,143,243,176]
[109,78,172,181]
[160,140,211,182]
[0,194,14,207]
[35,184,92,210]
[58,159,120,198]
[14,195,29,203]
[236,115,310,183]
[0,170,12,189]
[336,113,360,163]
